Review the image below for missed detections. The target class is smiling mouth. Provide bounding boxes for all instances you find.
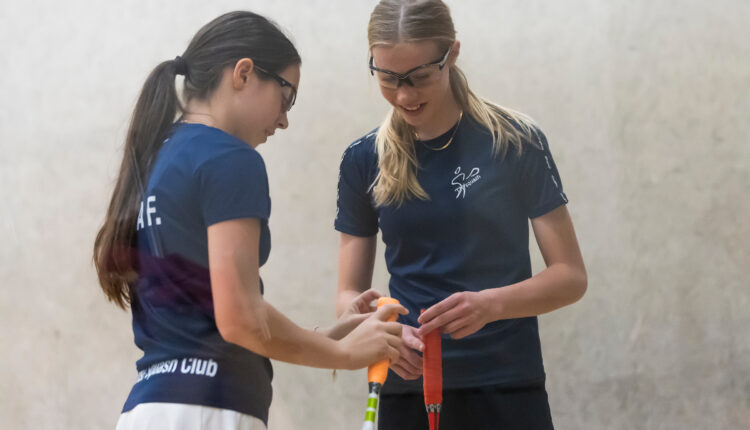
[401,103,425,113]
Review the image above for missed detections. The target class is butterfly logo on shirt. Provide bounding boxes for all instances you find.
[451,166,482,199]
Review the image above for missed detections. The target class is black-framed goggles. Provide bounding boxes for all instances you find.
[369,46,452,89]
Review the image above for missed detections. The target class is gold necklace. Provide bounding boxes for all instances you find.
[417,112,463,151]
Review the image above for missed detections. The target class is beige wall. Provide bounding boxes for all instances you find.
[1,0,748,428]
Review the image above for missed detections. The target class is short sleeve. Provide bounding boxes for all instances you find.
[197,147,271,226]
[516,127,569,218]
[334,141,379,237]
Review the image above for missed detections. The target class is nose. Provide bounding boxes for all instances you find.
[277,111,289,130]
[395,84,418,105]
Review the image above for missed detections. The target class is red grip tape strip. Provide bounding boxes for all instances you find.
[421,310,442,430]
[422,327,442,404]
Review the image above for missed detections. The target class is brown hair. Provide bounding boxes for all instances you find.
[93,11,300,308]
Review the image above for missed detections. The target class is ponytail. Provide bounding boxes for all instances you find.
[449,66,537,158]
[93,59,182,308]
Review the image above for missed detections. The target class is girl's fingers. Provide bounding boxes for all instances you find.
[374,304,408,321]
[417,294,458,325]
[402,326,424,351]
[391,363,421,380]
[357,289,381,307]
[418,306,461,336]
[442,316,471,335]
[449,321,479,339]
[397,355,422,375]
[401,348,423,369]
[383,321,404,336]
[385,331,404,350]
[387,345,400,362]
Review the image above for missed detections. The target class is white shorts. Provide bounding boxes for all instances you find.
[115,403,266,430]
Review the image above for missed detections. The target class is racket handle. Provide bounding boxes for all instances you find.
[367,297,400,385]
[422,309,443,406]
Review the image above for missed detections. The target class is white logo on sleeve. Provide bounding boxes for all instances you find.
[136,195,162,230]
[451,166,481,199]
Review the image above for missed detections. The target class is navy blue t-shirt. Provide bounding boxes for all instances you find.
[122,123,273,424]
[335,115,568,393]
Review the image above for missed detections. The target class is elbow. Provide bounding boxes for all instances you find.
[571,268,588,303]
[217,320,271,355]
[217,322,242,345]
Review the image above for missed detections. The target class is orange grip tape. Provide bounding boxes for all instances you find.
[367,297,400,385]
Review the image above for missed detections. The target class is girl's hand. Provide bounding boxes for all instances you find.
[337,303,408,369]
[417,291,490,339]
[326,289,381,340]
[390,324,424,380]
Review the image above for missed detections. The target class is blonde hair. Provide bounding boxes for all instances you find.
[368,0,537,206]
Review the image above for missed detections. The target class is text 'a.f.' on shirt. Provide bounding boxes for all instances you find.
[124,123,273,424]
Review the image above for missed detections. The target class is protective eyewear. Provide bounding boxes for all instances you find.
[369,47,452,89]
[255,65,297,112]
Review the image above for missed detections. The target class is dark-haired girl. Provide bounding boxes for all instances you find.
[94,11,406,430]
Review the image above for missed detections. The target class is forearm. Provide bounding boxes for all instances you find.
[336,288,363,316]
[337,233,376,316]
[482,263,587,321]
[221,301,345,369]
[315,318,356,341]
